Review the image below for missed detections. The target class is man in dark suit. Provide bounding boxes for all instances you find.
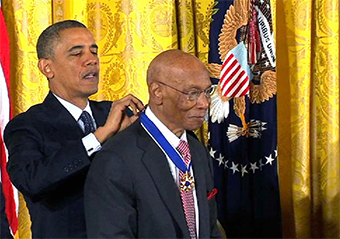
[4,20,144,238]
[85,49,222,238]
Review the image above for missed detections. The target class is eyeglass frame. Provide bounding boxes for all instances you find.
[156,81,215,101]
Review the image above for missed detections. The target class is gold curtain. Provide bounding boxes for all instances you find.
[3,0,340,238]
[2,0,213,238]
[2,0,214,114]
[277,0,340,238]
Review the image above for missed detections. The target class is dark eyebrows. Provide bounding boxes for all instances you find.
[90,44,98,51]
[68,45,84,52]
[67,44,98,52]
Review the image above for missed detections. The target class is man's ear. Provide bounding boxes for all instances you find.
[38,59,54,79]
[149,82,163,105]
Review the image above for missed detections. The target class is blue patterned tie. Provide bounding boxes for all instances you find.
[79,111,95,135]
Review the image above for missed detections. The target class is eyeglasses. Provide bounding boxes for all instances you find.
[157,81,215,101]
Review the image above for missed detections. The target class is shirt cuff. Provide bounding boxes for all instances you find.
[82,133,102,156]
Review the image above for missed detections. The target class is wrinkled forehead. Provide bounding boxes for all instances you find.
[167,63,211,87]
[58,27,95,43]
[53,28,96,52]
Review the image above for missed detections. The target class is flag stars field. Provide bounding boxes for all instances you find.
[208,146,277,176]
[240,164,248,177]
[265,154,275,165]
[250,162,259,174]
[230,162,239,174]
[215,153,224,166]
[209,147,216,158]
[224,160,229,169]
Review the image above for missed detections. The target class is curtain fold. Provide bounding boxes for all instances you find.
[277,0,339,238]
[2,0,212,238]
[2,0,51,116]
[311,1,339,238]
[2,0,340,238]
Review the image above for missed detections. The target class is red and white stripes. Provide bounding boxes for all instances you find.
[177,140,196,239]
[0,6,19,237]
[220,51,250,98]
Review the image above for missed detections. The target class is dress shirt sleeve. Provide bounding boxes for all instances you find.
[81,133,102,156]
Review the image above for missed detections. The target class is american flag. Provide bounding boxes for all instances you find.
[0,5,19,238]
[208,0,282,238]
[220,42,250,98]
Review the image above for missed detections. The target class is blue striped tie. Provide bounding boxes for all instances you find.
[79,111,95,135]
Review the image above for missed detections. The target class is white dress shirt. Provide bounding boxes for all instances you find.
[144,107,200,236]
[53,94,101,156]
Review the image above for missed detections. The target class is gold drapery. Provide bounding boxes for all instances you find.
[2,0,213,238]
[2,0,340,238]
[277,0,339,238]
[2,0,214,114]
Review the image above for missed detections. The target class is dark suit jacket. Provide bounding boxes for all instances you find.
[84,119,221,238]
[4,92,111,238]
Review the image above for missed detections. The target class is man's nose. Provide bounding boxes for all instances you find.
[84,52,98,66]
[196,92,210,109]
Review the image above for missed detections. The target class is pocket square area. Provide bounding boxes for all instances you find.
[207,188,218,200]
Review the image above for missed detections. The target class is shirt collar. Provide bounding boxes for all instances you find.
[145,106,187,148]
[53,93,94,121]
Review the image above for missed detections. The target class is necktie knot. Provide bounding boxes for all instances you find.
[79,111,95,135]
[177,140,191,165]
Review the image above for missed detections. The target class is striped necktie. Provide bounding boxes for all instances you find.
[177,140,197,239]
[79,111,95,135]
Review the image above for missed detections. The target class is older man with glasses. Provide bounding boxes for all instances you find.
[84,49,222,239]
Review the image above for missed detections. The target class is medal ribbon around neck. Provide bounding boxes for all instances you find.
[140,112,192,173]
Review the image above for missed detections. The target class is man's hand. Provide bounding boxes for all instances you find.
[94,94,144,143]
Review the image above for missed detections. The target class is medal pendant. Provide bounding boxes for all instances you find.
[180,172,195,192]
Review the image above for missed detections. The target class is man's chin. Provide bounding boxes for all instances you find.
[186,121,204,131]
[86,88,99,97]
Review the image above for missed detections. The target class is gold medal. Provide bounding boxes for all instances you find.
[180,172,195,192]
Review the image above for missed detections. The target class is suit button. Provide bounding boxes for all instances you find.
[68,164,73,171]
[78,159,83,165]
[64,167,69,173]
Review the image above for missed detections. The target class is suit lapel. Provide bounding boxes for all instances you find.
[90,101,110,127]
[189,137,210,238]
[42,92,84,138]
[137,123,190,237]
[43,94,110,138]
